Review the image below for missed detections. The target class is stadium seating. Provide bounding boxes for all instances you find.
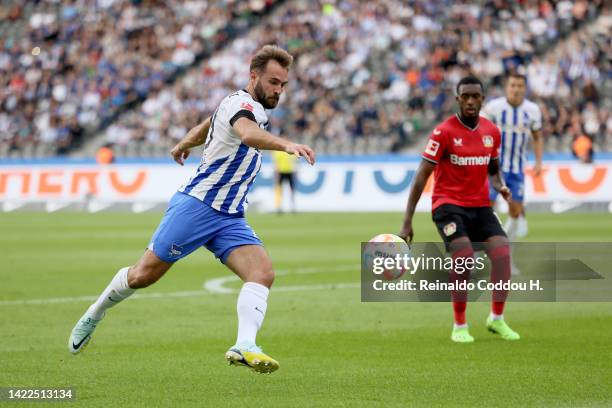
[100,0,611,157]
[0,0,608,158]
[0,0,279,157]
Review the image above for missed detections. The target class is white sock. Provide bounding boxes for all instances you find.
[88,267,135,320]
[453,323,468,330]
[516,215,528,238]
[236,282,269,346]
[504,217,518,240]
[490,313,504,321]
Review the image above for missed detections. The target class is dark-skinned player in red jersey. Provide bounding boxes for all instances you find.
[399,76,520,343]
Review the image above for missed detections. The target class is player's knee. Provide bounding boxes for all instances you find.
[488,242,510,261]
[251,265,275,288]
[449,239,474,259]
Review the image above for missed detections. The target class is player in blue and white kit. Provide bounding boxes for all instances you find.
[482,73,543,239]
[68,46,315,373]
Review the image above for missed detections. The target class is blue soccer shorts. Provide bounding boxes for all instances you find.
[489,172,525,203]
[148,192,263,264]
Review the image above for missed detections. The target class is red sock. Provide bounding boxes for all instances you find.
[492,301,505,315]
[450,245,473,325]
[453,301,467,325]
[488,244,511,304]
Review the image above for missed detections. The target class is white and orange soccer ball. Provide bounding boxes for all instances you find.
[363,233,409,281]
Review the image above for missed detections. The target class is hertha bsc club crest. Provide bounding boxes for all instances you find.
[443,222,456,236]
[482,135,494,147]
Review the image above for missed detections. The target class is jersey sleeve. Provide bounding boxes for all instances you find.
[481,101,496,122]
[491,126,501,160]
[529,103,543,132]
[422,127,446,164]
[226,95,258,127]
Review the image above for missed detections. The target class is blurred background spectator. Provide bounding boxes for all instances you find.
[96,142,115,164]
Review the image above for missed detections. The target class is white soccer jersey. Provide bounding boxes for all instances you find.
[179,89,268,214]
[482,97,542,174]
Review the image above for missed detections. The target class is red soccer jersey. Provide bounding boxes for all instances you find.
[421,114,501,210]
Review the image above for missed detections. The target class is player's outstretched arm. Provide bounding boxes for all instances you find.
[399,159,435,243]
[170,116,212,166]
[233,117,316,165]
[488,158,512,203]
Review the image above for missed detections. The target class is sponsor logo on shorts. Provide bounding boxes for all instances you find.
[450,154,490,166]
[443,222,457,236]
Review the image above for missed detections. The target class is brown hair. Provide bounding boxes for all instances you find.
[249,45,293,73]
[506,72,527,83]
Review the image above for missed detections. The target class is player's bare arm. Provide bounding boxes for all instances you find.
[532,129,544,177]
[488,158,512,203]
[170,116,212,165]
[232,117,316,165]
[399,159,436,242]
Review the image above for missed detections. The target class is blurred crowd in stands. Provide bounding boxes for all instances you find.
[527,25,611,153]
[0,0,609,158]
[0,0,277,156]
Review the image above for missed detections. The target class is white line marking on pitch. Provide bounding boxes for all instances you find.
[0,264,359,306]
[203,264,358,294]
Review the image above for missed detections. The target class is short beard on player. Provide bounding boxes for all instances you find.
[254,80,279,109]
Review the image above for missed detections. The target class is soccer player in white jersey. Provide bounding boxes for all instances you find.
[482,73,543,239]
[68,45,315,374]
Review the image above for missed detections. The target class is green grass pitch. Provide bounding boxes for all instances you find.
[1,211,611,407]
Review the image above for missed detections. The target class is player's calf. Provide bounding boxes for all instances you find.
[487,240,511,307]
[127,250,173,288]
[224,246,277,369]
[448,238,474,328]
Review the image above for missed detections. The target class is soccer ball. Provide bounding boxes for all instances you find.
[363,233,409,281]
[369,234,406,243]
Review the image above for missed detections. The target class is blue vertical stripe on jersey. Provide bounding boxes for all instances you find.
[202,143,250,206]
[182,155,230,195]
[509,107,518,173]
[500,109,507,171]
[234,158,262,213]
[519,110,529,172]
[219,153,260,213]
